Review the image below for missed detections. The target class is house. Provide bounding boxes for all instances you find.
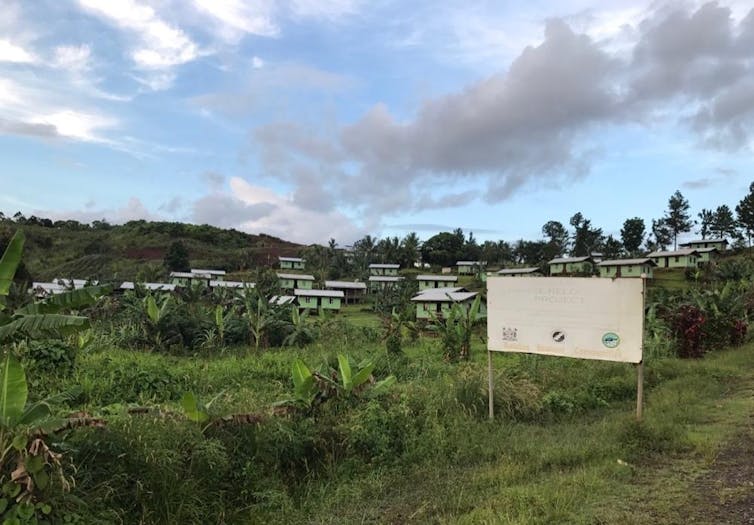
[496,267,543,277]
[191,269,226,281]
[416,274,459,290]
[597,258,656,279]
[679,238,729,252]
[368,275,403,292]
[170,271,213,286]
[456,261,486,275]
[647,249,700,269]
[209,280,254,289]
[411,288,485,320]
[324,280,367,304]
[369,263,400,276]
[694,247,719,265]
[279,257,305,271]
[269,295,296,306]
[119,282,177,292]
[547,256,594,276]
[590,252,604,264]
[277,273,315,290]
[294,289,344,311]
[30,282,67,297]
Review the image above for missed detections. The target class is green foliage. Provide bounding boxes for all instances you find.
[163,241,190,272]
[0,230,24,299]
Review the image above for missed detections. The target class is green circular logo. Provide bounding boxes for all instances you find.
[602,332,620,349]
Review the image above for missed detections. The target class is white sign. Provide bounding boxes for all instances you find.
[487,277,644,363]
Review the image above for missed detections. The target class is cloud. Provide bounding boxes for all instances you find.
[0,118,58,138]
[0,39,36,63]
[192,0,278,41]
[387,223,503,234]
[35,197,161,224]
[52,45,91,72]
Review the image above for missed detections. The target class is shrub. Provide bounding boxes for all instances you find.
[668,304,706,358]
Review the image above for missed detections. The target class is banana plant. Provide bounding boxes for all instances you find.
[144,294,171,325]
[282,307,315,347]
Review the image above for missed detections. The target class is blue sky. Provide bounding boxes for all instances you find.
[1,0,753,244]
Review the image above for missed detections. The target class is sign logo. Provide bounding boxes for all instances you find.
[602,332,620,349]
[551,330,566,343]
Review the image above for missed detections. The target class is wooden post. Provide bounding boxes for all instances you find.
[636,360,644,421]
[488,350,494,420]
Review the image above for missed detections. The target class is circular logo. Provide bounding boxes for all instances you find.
[551,330,566,343]
[602,332,620,349]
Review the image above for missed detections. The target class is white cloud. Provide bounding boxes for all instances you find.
[0,39,36,63]
[77,0,198,78]
[30,110,116,142]
[252,56,264,69]
[192,0,278,40]
[53,44,91,71]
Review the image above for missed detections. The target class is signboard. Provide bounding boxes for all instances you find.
[487,277,644,363]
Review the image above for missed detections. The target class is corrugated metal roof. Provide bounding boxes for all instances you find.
[269,295,296,305]
[417,286,466,295]
[411,291,478,302]
[120,282,176,291]
[368,276,403,282]
[597,258,656,267]
[369,263,400,269]
[647,249,699,257]
[279,257,304,263]
[496,267,540,275]
[191,269,226,275]
[416,274,458,281]
[694,247,719,253]
[277,273,315,280]
[456,261,486,266]
[294,289,345,298]
[325,280,367,290]
[548,256,592,264]
[169,271,197,278]
[209,280,254,288]
[679,238,728,246]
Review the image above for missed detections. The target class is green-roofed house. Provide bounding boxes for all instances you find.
[324,280,367,304]
[597,258,656,279]
[679,238,729,252]
[647,249,700,269]
[411,288,485,320]
[277,273,315,290]
[547,256,594,276]
[369,263,400,276]
[496,267,543,277]
[279,257,305,270]
[456,261,486,275]
[294,289,344,311]
[416,274,459,290]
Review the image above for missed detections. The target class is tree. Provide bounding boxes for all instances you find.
[421,232,464,267]
[697,208,714,239]
[400,232,421,268]
[620,217,645,256]
[542,220,569,259]
[163,241,190,272]
[649,218,673,251]
[569,213,604,256]
[710,205,739,240]
[663,190,692,249]
[736,182,754,248]
[602,235,624,259]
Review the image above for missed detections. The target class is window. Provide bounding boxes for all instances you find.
[626,266,632,272]
[675,256,679,262]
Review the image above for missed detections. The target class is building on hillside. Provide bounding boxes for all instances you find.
[269,295,296,306]
[694,247,719,265]
[368,275,403,293]
[170,271,212,286]
[209,280,254,289]
[119,282,176,292]
[369,263,400,276]
[277,273,315,290]
[547,256,594,276]
[416,274,459,290]
[279,257,305,271]
[495,267,543,277]
[324,281,367,304]
[294,289,344,311]
[30,282,66,297]
[52,278,98,289]
[679,238,729,252]
[191,269,226,281]
[597,258,656,279]
[647,249,700,269]
[411,288,485,320]
[590,252,604,264]
[456,261,486,275]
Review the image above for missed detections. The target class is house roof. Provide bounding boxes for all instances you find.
[209,280,254,288]
[548,256,592,264]
[31,282,67,294]
[679,238,729,247]
[269,295,295,305]
[368,276,404,282]
[411,290,478,302]
[279,257,304,263]
[325,280,367,290]
[369,263,400,269]
[416,274,458,281]
[170,271,199,278]
[417,286,467,294]
[647,248,700,257]
[120,282,177,291]
[597,258,657,267]
[52,278,97,288]
[191,268,226,276]
[277,273,315,281]
[456,261,486,266]
[496,267,541,275]
[694,247,719,254]
[294,289,345,298]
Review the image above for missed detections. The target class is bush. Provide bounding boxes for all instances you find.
[24,340,77,375]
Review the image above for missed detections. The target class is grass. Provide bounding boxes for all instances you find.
[38,336,754,524]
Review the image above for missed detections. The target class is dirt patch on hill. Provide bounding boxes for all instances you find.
[690,414,754,524]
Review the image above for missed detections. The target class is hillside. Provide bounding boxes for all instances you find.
[0,218,303,282]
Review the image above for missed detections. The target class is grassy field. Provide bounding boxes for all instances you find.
[37,336,754,524]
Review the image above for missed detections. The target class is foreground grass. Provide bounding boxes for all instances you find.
[40,340,754,524]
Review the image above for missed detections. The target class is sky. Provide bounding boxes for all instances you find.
[1,0,753,245]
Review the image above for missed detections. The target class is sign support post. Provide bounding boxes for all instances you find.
[636,361,644,421]
[488,350,494,420]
